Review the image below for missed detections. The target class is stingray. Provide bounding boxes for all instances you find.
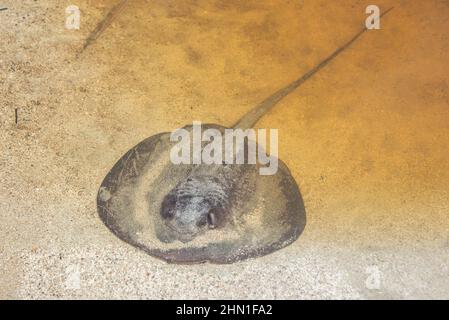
[97,8,393,264]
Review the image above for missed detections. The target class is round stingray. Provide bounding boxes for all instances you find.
[97,124,306,264]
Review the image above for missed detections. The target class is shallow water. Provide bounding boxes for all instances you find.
[1,0,449,298]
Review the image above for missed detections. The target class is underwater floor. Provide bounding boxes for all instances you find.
[1,0,448,298]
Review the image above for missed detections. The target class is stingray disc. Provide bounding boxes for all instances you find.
[97,124,306,264]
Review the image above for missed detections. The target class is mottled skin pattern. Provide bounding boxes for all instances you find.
[160,160,245,242]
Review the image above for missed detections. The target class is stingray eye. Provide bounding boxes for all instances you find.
[207,212,217,229]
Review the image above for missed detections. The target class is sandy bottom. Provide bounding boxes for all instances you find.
[1,0,448,299]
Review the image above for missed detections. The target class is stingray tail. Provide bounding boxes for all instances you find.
[232,7,394,129]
